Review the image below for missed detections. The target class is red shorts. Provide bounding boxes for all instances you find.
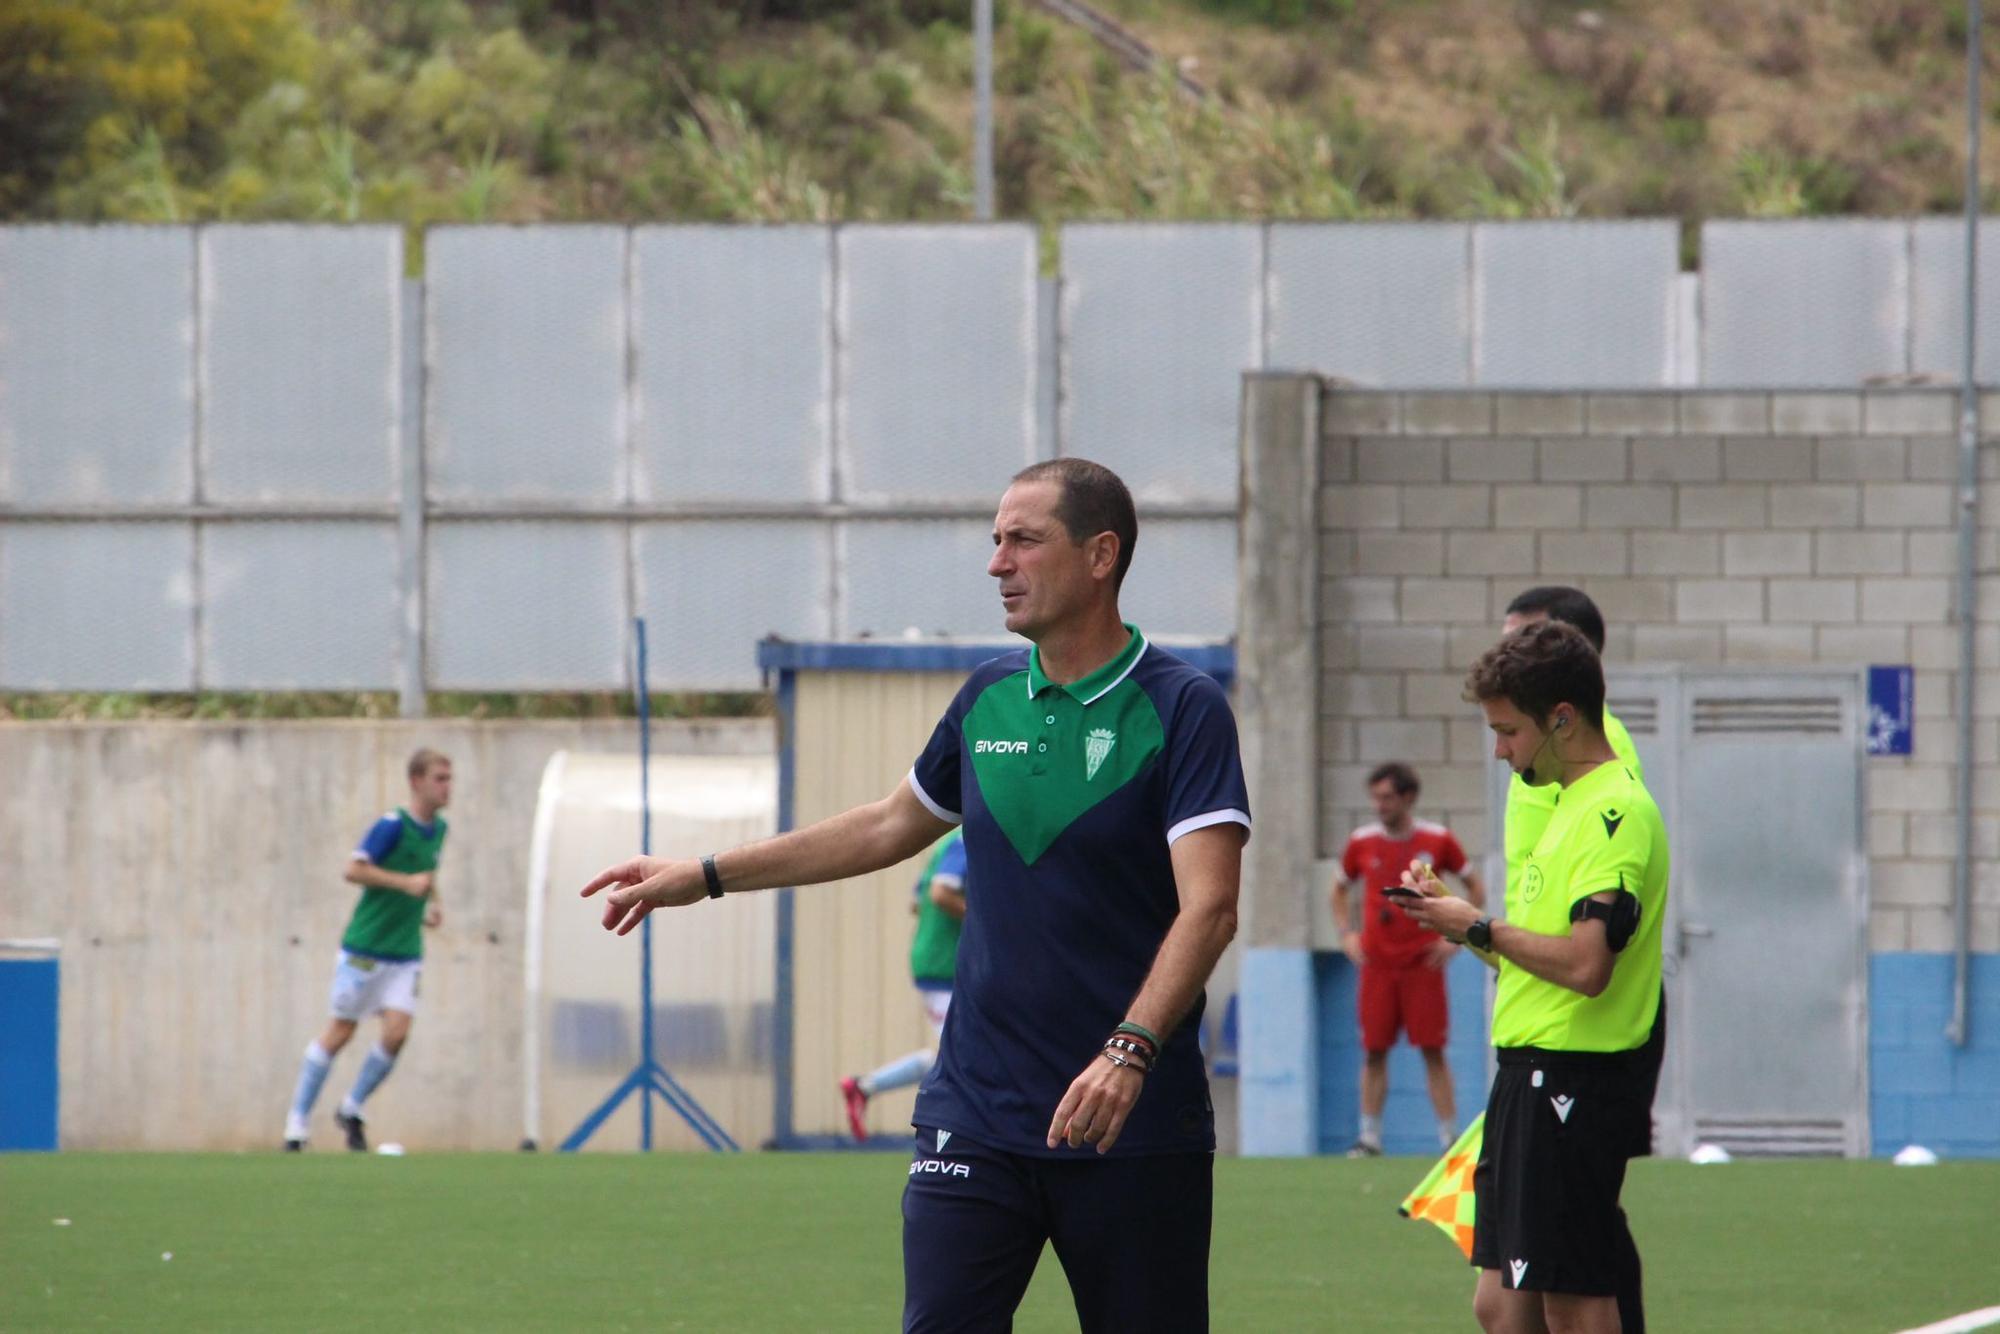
[1358,960,1448,1053]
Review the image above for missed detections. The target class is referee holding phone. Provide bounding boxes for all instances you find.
[1399,621,1668,1334]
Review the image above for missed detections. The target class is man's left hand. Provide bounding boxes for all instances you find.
[1047,1056,1144,1154]
[424,905,443,929]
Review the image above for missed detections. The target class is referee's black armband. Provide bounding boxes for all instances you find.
[1570,892,1640,953]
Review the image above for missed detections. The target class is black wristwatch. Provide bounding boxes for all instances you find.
[1465,917,1493,951]
[700,853,724,900]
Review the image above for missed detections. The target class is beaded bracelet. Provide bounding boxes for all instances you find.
[1102,1036,1154,1072]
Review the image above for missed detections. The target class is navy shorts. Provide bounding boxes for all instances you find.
[902,1125,1212,1333]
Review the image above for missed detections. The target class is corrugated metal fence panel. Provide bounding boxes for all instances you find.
[425,227,628,501]
[0,226,194,504]
[632,226,831,504]
[1266,222,1470,387]
[1475,220,1679,387]
[0,523,193,689]
[1909,217,2000,383]
[634,520,833,690]
[1062,224,1263,503]
[1118,517,1239,640]
[1703,220,1910,386]
[201,522,400,689]
[426,520,626,689]
[198,226,402,502]
[841,518,1006,639]
[837,225,1038,501]
[790,669,966,1140]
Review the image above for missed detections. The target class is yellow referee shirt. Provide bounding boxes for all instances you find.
[1491,759,1668,1052]
[1503,709,1640,916]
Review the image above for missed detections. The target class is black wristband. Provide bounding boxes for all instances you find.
[701,854,724,900]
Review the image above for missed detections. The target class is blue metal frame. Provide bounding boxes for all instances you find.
[759,637,1236,1150]
[562,619,740,1153]
[772,666,797,1147]
[756,638,1236,685]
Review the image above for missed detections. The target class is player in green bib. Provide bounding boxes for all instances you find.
[840,828,967,1140]
[1401,622,1667,1334]
[283,748,451,1152]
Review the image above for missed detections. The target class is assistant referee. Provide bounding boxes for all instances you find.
[1401,621,1667,1334]
[1502,585,1660,1333]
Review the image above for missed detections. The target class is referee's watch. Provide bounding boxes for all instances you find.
[1465,917,1494,952]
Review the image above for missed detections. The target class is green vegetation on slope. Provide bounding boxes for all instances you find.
[4,0,1999,247]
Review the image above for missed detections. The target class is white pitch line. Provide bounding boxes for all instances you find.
[1893,1307,2000,1334]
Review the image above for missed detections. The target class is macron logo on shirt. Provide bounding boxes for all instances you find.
[974,740,1030,754]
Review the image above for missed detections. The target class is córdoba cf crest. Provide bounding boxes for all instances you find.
[1085,728,1116,781]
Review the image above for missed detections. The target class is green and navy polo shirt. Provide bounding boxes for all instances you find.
[906,625,1250,1156]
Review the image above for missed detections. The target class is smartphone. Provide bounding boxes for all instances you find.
[1380,884,1423,900]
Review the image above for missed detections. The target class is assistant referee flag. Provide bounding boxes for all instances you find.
[1399,1114,1483,1258]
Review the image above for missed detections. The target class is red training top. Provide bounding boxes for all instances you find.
[1340,821,1468,969]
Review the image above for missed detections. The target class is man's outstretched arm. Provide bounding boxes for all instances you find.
[581,779,955,935]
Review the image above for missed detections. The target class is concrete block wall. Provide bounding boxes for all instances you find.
[1235,378,2000,1156]
[0,717,773,1149]
[1318,387,2000,959]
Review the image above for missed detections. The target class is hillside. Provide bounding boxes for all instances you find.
[3,0,1998,257]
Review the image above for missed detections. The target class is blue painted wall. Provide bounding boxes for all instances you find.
[1279,951,2000,1159]
[1237,948,1320,1156]
[1869,953,2000,1159]
[0,957,59,1151]
[1314,951,1490,1156]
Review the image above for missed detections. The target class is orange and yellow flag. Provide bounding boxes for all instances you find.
[1398,1113,1482,1258]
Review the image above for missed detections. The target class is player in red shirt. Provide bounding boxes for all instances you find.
[1333,761,1485,1157]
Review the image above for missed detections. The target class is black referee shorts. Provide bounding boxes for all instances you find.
[901,1125,1212,1333]
[1470,1047,1645,1296]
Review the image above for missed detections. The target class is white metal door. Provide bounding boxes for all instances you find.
[1670,671,1868,1157]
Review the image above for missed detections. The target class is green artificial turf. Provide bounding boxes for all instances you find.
[2,1153,1994,1331]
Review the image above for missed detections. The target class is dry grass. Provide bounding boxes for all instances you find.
[1068,0,2000,222]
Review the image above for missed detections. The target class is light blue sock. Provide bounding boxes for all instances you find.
[339,1043,397,1117]
[287,1042,332,1135]
[859,1049,935,1096]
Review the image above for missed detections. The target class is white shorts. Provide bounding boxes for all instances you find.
[918,986,952,1040]
[328,951,422,1021]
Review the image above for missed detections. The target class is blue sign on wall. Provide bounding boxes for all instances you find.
[1868,664,1914,756]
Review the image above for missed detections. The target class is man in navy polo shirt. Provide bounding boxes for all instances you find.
[582,458,1250,1333]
